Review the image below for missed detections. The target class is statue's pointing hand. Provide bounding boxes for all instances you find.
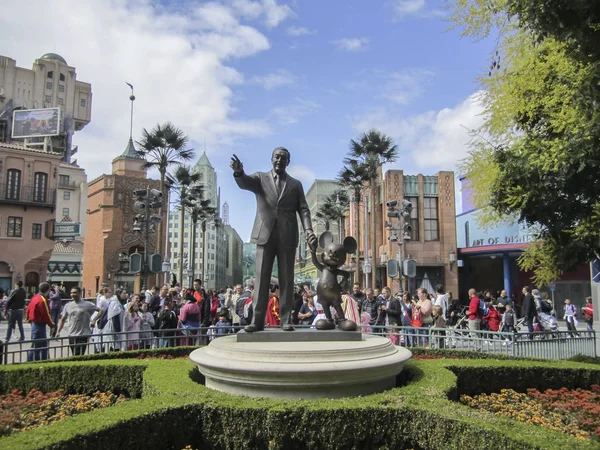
[230,154,243,174]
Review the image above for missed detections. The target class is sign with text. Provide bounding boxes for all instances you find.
[53,222,80,237]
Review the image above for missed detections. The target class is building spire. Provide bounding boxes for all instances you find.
[126,82,135,141]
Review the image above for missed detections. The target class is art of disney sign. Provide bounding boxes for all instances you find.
[471,234,534,247]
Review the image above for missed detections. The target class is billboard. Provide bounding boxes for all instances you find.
[12,107,61,138]
[53,222,81,237]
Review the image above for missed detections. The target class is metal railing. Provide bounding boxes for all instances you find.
[0,184,56,208]
[1,324,596,365]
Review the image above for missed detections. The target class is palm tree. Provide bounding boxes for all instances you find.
[136,123,195,257]
[343,129,398,289]
[169,165,202,285]
[337,161,369,283]
[316,189,350,236]
[188,200,217,285]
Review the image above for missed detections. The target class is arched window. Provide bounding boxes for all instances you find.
[6,169,21,200]
[33,172,48,203]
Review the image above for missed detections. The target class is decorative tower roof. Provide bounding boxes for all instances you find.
[111,138,146,178]
[194,151,213,169]
[120,138,143,160]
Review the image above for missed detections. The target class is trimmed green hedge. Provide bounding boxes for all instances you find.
[2,351,600,449]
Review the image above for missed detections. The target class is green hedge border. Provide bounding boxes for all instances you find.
[1,351,600,449]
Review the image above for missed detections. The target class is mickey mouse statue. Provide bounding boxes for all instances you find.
[310,231,358,331]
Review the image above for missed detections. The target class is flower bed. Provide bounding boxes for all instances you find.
[0,389,126,437]
[461,386,600,441]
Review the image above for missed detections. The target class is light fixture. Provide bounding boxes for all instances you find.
[449,250,456,269]
[380,252,388,265]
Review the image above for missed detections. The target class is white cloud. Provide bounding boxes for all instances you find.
[271,97,321,125]
[331,38,369,52]
[250,69,296,90]
[286,26,317,36]
[390,0,445,20]
[380,69,435,105]
[352,92,486,170]
[0,1,296,180]
[287,165,316,188]
[230,0,296,28]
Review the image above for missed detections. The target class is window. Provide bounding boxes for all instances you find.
[174,232,178,238]
[184,232,189,238]
[80,98,86,107]
[62,208,70,218]
[47,71,53,79]
[59,73,65,82]
[59,174,69,185]
[406,197,419,241]
[168,232,172,238]
[7,217,22,238]
[174,252,178,258]
[57,97,63,105]
[424,197,439,241]
[63,191,70,200]
[45,96,51,104]
[32,223,42,239]
[58,84,65,92]
[0,120,7,142]
[6,169,21,200]
[46,81,53,90]
[33,172,48,202]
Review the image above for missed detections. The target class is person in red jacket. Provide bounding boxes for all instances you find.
[467,288,481,344]
[25,282,54,361]
[265,284,280,327]
[483,303,501,342]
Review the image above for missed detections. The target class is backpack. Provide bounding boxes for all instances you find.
[479,299,489,317]
[241,298,253,325]
[97,308,109,330]
[236,294,249,319]
[540,299,552,313]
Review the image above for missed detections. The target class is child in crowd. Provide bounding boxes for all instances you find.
[501,303,517,333]
[360,312,372,334]
[431,305,446,349]
[216,311,232,336]
[564,298,579,337]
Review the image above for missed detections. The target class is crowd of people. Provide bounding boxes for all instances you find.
[0,278,595,361]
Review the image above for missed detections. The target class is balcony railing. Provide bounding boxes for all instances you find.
[58,179,77,189]
[0,185,56,208]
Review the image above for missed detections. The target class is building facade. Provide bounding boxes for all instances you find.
[82,140,166,296]
[47,162,87,291]
[0,142,61,295]
[341,169,458,296]
[457,178,591,310]
[223,223,243,287]
[0,53,92,161]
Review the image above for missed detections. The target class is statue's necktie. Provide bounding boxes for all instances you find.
[274,174,281,194]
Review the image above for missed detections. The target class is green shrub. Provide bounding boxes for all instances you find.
[2,351,600,449]
[568,354,600,365]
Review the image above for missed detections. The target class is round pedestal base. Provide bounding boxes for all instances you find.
[190,333,412,399]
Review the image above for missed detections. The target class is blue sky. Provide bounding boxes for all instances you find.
[1,0,496,242]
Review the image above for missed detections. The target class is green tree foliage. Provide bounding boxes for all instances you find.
[451,0,600,284]
[315,189,350,233]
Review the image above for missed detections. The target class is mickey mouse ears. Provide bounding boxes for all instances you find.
[318,231,334,249]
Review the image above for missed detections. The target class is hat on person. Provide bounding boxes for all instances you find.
[532,289,540,296]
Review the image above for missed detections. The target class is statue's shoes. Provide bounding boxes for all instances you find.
[282,323,295,331]
[315,319,335,330]
[338,320,358,332]
[244,324,264,333]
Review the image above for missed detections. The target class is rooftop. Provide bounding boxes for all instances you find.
[40,53,67,65]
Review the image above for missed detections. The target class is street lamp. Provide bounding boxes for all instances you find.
[186,268,194,288]
[162,260,171,285]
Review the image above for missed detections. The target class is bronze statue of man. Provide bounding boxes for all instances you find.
[231,148,318,332]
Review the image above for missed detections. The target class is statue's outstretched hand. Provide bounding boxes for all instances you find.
[230,154,243,174]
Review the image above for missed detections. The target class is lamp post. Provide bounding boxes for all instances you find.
[187,268,194,289]
[162,260,171,285]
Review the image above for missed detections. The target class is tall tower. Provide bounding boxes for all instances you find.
[222,201,229,225]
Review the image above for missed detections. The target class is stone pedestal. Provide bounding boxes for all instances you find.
[190,331,411,399]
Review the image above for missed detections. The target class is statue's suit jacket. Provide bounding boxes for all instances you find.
[234,170,313,247]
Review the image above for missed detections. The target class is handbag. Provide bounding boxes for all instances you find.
[411,307,422,328]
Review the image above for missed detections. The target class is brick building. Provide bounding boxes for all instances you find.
[0,142,61,295]
[344,169,458,296]
[82,139,166,296]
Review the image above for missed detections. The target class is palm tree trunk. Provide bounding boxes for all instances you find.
[191,219,197,281]
[354,190,361,285]
[370,182,378,290]
[178,188,185,286]
[201,222,207,286]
